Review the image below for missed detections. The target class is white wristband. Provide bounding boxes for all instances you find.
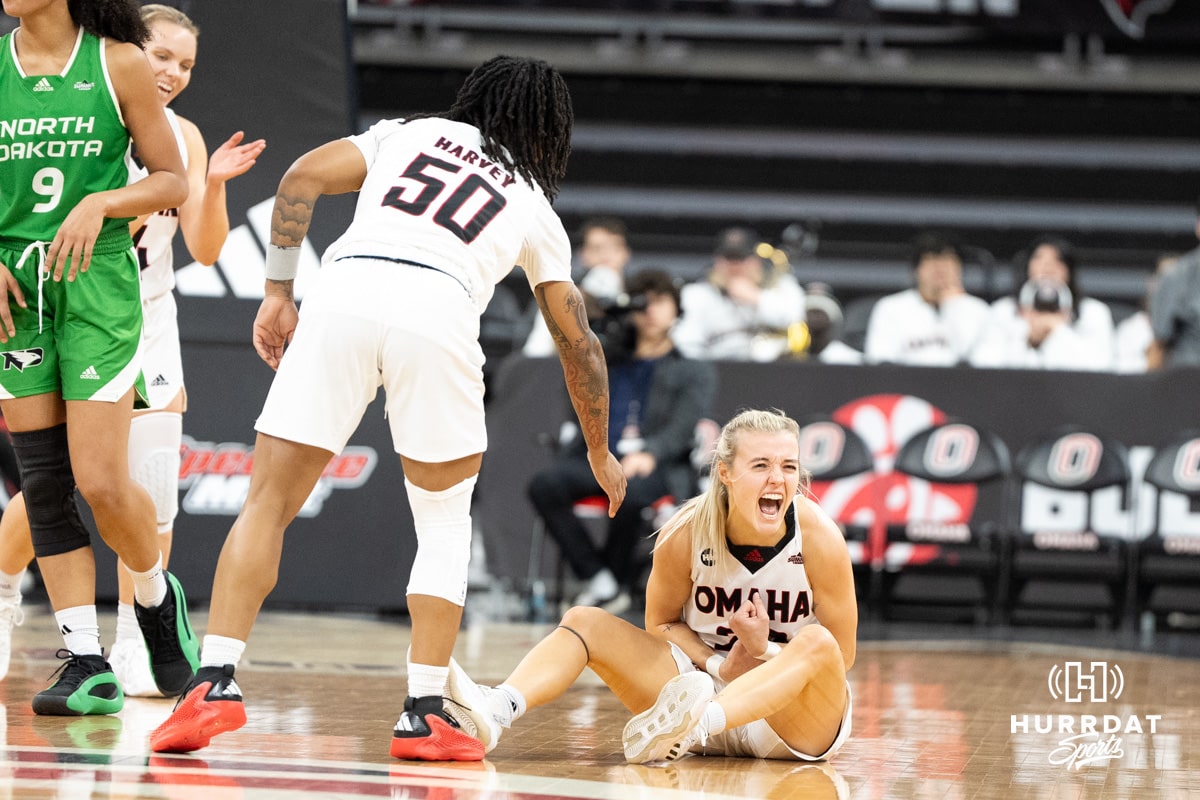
[705,654,725,679]
[265,244,300,281]
[755,641,783,661]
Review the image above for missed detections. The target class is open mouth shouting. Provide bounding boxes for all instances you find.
[759,493,785,520]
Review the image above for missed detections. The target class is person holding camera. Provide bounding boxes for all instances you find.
[971,235,1114,370]
[864,233,990,366]
[528,270,716,611]
[672,227,806,361]
[524,217,632,357]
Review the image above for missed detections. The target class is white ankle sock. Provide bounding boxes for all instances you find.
[699,700,727,738]
[0,569,25,598]
[114,603,140,644]
[126,555,167,609]
[200,635,246,669]
[55,605,101,656]
[408,662,450,699]
[494,683,526,726]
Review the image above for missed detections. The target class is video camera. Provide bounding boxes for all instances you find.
[1018,279,1073,315]
[591,291,648,363]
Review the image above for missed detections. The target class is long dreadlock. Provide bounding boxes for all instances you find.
[443,55,574,202]
[68,0,150,45]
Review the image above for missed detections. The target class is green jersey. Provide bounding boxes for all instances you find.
[0,27,134,254]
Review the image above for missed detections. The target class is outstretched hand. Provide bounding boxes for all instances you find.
[252,294,298,370]
[207,131,267,185]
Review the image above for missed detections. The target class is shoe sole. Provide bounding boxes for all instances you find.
[150,682,246,753]
[445,657,498,753]
[389,714,485,762]
[623,672,713,764]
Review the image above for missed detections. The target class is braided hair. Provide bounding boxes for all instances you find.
[68,0,150,45]
[444,55,574,201]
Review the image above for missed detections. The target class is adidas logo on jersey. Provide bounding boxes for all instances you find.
[73,81,94,91]
[32,77,53,93]
[151,374,170,387]
[80,365,100,380]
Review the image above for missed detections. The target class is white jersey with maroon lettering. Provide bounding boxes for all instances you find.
[323,117,572,313]
[131,107,187,303]
[683,499,818,655]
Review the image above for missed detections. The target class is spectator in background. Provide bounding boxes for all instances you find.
[972,235,1114,371]
[1149,201,1200,369]
[804,283,863,365]
[524,216,632,357]
[529,270,716,612]
[864,233,990,366]
[1115,254,1177,373]
[673,227,805,361]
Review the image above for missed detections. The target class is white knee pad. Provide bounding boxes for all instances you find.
[405,474,477,606]
[129,411,183,534]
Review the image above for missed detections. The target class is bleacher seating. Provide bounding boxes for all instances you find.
[351,2,1200,315]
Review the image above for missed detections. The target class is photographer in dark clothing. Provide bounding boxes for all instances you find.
[528,270,717,611]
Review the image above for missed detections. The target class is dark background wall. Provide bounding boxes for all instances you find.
[73,1,1200,610]
[355,1,1200,308]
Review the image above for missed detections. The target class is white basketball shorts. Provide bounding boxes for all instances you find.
[255,258,487,461]
[140,290,184,410]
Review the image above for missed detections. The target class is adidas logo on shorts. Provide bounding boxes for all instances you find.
[80,365,100,380]
[151,374,170,387]
[32,77,53,93]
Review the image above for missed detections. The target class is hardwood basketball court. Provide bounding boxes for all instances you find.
[1,603,1197,799]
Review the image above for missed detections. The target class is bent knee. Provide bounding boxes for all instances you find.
[789,625,845,673]
[74,476,127,514]
[559,604,612,636]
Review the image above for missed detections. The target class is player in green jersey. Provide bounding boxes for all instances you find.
[0,0,198,716]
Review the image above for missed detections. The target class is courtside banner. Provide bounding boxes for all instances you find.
[170,0,357,343]
[482,357,1200,592]
[98,353,1200,609]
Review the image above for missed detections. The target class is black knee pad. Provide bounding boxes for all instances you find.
[10,424,91,558]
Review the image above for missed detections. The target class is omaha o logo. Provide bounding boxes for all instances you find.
[1048,433,1103,486]
[922,423,979,478]
[1172,438,1200,492]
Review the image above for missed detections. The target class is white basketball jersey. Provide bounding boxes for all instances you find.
[131,107,187,302]
[683,499,819,655]
[324,118,572,312]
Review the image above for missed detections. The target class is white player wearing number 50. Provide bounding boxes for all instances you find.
[152,55,627,759]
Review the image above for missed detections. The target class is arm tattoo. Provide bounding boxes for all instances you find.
[537,284,610,453]
[534,285,568,349]
[271,191,315,248]
[266,279,294,301]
